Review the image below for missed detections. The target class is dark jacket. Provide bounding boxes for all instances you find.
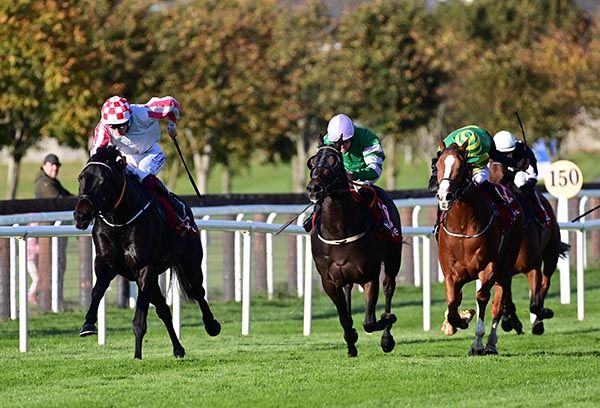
[34,169,72,198]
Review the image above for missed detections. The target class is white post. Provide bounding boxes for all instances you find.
[18,238,28,352]
[92,242,106,346]
[201,215,209,298]
[241,230,252,335]
[576,229,585,321]
[578,197,588,270]
[172,270,181,338]
[557,198,570,304]
[129,281,136,309]
[296,214,306,297]
[303,236,312,336]
[234,213,244,302]
[422,235,431,331]
[51,220,61,313]
[265,212,277,300]
[10,235,17,320]
[412,206,422,287]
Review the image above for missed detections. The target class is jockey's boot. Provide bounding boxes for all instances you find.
[142,174,197,237]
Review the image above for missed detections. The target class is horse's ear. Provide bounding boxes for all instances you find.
[438,140,446,151]
[307,155,316,170]
[318,134,325,148]
[459,141,468,152]
[115,155,126,169]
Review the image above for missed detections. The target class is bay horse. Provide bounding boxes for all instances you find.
[73,146,221,359]
[435,142,524,355]
[306,144,403,357]
[489,159,570,334]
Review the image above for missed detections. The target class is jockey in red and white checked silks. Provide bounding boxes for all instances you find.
[90,96,180,181]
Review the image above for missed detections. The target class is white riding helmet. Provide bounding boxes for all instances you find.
[494,130,517,152]
[327,114,354,142]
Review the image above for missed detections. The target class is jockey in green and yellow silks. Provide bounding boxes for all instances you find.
[428,124,517,211]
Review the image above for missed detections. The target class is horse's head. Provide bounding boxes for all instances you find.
[73,146,127,229]
[435,141,472,211]
[489,159,515,186]
[306,145,348,203]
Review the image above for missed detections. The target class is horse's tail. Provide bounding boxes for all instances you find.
[170,261,199,301]
[558,242,571,259]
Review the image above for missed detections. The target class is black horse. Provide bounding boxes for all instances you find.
[73,146,220,359]
[306,144,403,357]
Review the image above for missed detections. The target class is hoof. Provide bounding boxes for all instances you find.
[381,313,397,325]
[513,319,524,335]
[174,346,186,358]
[441,319,457,336]
[363,322,377,334]
[347,345,358,357]
[468,347,484,356]
[484,346,498,355]
[205,319,221,337]
[381,335,395,353]
[501,315,514,332]
[532,320,545,335]
[540,308,554,319]
[79,323,98,337]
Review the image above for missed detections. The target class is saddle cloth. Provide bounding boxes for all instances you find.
[482,183,522,233]
[350,188,403,244]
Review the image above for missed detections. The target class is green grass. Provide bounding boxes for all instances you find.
[1,268,599,407]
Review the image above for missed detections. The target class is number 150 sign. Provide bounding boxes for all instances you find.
[544,160,583,199]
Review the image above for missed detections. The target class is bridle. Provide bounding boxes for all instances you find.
[308,145,367,245]
[77,160,127,213]
[437,147,473,206]
[308,146,350,199]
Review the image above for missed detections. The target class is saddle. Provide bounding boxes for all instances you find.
[480,184,522,233]
[350,185,403,244]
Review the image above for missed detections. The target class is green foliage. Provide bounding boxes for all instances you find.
[336,0,446,138]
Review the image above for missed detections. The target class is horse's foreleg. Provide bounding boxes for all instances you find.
[324,281,358,357]
[500,276,524,335]
[132,286,150,360]
[148,281,185,358]
[80,257,117,337]
[469,277,494,356]
[443,278,467,335]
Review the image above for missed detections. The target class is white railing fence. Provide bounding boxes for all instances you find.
[1,192,600,352]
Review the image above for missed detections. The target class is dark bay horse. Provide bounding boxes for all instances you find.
[306,145,403,357]
[435,142,524,355]
[73,146,220,359]
[489,160,570,334]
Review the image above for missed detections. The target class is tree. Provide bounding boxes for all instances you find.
[148,0,280,194]
[336,0,446,188]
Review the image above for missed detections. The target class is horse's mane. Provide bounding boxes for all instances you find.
[89,145,121,164]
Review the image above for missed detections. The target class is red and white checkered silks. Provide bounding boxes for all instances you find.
[101,96,132,125]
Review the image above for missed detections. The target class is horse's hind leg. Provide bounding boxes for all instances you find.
[324,281,358,357]
[178,250,221,337]
[80,257,117,336]
[470,277,495,356]
[147,280,185,358]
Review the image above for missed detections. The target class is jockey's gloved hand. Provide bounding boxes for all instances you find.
[167,121,177,138]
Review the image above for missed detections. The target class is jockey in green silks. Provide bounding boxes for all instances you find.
[304,114,400,240]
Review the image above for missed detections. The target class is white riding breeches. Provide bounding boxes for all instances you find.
[123,143,166,181]
[472,166,489,185]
